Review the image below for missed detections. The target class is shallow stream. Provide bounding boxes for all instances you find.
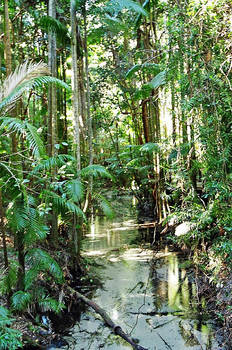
[61,195,222,350]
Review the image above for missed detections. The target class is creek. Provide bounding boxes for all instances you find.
[59,194,222,350]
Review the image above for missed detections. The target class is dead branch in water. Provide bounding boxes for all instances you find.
[68,287,148,350]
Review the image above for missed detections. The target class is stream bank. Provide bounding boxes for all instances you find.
[15,194,231,349]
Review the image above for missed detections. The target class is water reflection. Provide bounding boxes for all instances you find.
[63,196,221,350]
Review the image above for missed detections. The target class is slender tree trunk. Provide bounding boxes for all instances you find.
[70,0,81,267]
[48,0,58,245]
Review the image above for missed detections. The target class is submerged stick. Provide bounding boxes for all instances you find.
[68,287,148,350]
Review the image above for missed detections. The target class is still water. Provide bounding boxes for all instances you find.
[62,195,222,350]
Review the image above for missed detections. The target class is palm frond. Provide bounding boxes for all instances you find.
[104,15,129,33]
[140,142,160,153]
[32,154,75,173]
[26,248,63,282]
[81,164,112,180]
[38,297,65,313]
[43,190,86,219]
[95,194,115,219]
[0,117,45,158]
[39,16,69,42]
[11,291,32,311]
[65,179,83,202]
[107,0,148,16]
[0,61,49,102]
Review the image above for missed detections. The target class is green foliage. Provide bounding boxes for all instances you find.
[43,190,86,219]
[65,179,83,202]
[26,248,64,284]
[0,307,22,350]
[39,16,69,42]
[80,164,113,180]
[125,63,160,79]
[11,291,32,311]
[0,117,45,158]
[95,194,115,219]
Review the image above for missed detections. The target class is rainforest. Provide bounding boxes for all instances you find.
[0,0,232,349]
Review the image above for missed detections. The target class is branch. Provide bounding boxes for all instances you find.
[68,287,148,350]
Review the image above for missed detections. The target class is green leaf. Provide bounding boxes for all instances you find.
[110,0,148,16]
[147,71,166,89]
[38,297,65,313]
[125,63,160,79]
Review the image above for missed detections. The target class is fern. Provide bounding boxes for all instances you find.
[11,291,32,311]
[81,164,112,180]
[65,179,83,202]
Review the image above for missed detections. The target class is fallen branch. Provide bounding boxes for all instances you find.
[68,287,148,350]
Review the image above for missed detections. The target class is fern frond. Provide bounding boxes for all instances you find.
[11,291,32,311]
[65,179,83,202]
[0,307,13,327]
[81,164,112,180]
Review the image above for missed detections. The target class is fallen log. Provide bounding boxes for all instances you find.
[68,287,148,350]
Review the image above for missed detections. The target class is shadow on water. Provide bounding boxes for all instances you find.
[57,195,222,349]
